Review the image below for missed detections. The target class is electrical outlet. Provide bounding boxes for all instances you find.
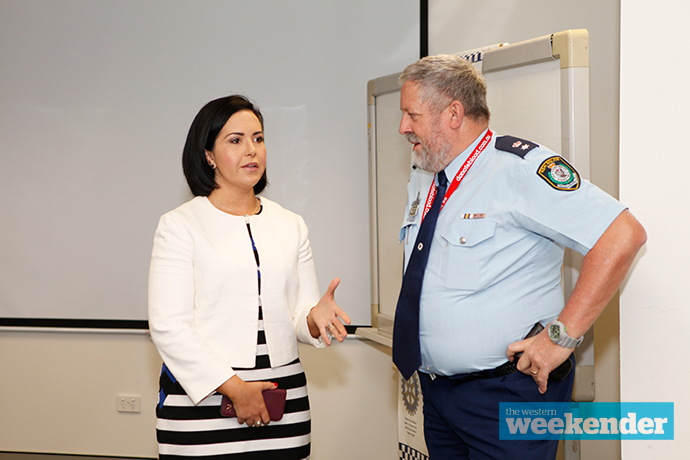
[117,395,141,413]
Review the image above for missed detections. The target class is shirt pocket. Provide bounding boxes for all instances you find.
[439,219,497,292]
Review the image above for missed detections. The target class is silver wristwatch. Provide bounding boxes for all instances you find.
[548,320,583,348]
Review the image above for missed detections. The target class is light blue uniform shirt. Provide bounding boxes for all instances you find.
[399,129,626,376]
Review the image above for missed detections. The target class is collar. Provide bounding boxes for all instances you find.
[442,128,491,182]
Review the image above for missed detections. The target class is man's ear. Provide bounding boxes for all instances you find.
[448,100,465,129]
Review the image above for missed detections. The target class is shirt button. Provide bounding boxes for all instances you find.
[459,237,467,245]
[417,242,424,251]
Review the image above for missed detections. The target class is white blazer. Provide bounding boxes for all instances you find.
[148,196,324,404]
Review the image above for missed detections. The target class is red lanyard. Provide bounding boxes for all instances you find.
[421,130,493,222]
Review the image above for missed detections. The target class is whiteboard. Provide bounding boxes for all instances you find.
[0,0,419,328]
[361,30,592,368]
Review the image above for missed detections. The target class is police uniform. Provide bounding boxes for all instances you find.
[399,129,626,459]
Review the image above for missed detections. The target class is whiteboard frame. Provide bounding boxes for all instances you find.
[360,73,405,347]
[361,30,593,399]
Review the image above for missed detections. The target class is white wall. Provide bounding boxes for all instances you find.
[0,331,398,459]
[619,1,690,458]
[0,330,161,457]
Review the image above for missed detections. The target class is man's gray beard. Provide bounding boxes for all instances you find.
[411,139,452,173]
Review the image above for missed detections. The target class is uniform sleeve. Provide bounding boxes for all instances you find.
[290,215,326,348]
[513,152,627,255]
[147,212,236,405]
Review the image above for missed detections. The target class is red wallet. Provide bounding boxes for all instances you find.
[220,388,287,421]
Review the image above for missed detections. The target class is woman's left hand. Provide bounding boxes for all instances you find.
[307,277,351,345]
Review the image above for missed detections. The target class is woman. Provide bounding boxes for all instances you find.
[148,95,350,459]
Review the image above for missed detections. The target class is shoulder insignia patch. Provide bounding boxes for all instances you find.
[495,135,539,158]
[537,156,580,191]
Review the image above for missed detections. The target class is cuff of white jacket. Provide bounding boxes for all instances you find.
[185,366,237,406]
[296,305,327,348]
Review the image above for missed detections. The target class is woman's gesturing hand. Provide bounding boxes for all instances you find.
[307,277,351,345]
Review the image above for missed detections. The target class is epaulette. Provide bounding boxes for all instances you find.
[495,135,539,158]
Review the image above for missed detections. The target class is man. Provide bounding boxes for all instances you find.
[391,54,646,459]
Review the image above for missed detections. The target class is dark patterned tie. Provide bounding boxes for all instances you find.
[393,171,448,380]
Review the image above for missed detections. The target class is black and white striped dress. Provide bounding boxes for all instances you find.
[155,209,311,459]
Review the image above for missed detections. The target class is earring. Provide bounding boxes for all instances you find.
[208,162,216,169]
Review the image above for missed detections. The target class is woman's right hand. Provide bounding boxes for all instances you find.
[217,375,277,427]
[307,277,351,345]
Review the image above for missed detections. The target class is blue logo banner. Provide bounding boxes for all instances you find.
[499,402,674,440]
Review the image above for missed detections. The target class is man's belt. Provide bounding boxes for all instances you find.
[426,354,573,385]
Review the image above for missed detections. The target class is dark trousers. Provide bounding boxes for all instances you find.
[419,357,575,460]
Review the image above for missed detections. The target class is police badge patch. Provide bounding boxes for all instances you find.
[537,156,580,191]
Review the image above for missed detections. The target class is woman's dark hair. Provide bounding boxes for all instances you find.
[182,95,268,196]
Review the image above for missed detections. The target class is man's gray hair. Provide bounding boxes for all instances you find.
[399,54,490,122]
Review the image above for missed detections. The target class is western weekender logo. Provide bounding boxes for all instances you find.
[499,402,674,440]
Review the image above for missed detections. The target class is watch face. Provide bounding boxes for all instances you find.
[549,324,561,340]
